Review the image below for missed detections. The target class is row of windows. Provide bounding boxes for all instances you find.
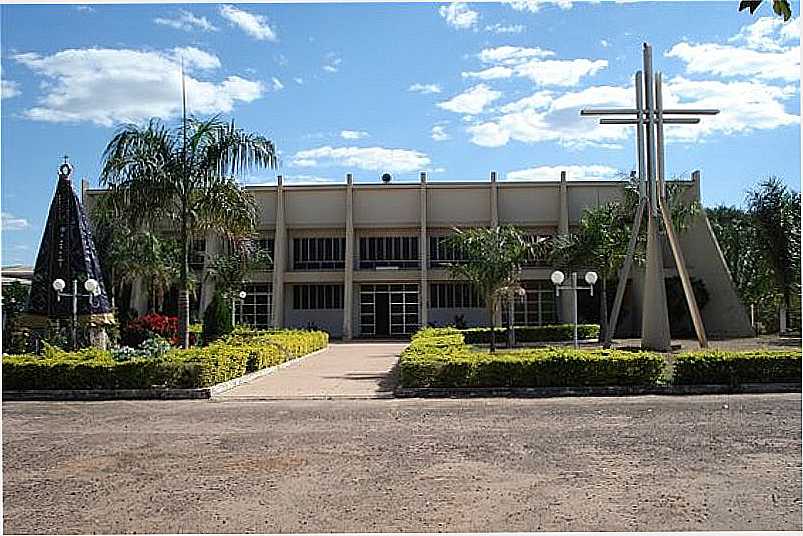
[192,234,553,272]
[293,284,344,310]
[429,283,485,309]
[359,237,419,269]
[293,238,346,270]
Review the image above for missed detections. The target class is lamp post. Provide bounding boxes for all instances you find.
[52,277,101,349]
[550,270,598,348]
[231,290,247,326]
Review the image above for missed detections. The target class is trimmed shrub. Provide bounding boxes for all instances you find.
[672,350,801,385]
[3,329,328,391]
[400,327,662,388]
[202,293,233,345]
[461,324,599,345]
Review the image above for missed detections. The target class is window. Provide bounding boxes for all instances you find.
[189,239,206,270]
[429,282,485,308]
[522,234,552,267]
[251,237,275,272]
[293,237,346,270]
[501,280,557,326]
[236,283,272,329]
[429,236,469,268]
[293,284,344,310]
[359,236,418,269]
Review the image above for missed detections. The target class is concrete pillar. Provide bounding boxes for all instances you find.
[489,170,499,227]
[131,278,148,315]
[199,231,219,318]
[419,171,429,329]
[343,173,355,340]
[271,175,287,328]
[490,171,502,327]
[558,170,573,324]
[641,212,672,351]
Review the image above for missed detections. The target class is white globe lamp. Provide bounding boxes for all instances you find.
[585,271,598,285]
[52,278,66,292]
[239,291,247,299]
[550,270,565,286]
[84,278,99,293]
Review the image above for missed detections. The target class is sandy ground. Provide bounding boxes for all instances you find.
[3,393,801,533]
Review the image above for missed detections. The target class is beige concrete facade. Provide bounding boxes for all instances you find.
[85,170,753,339]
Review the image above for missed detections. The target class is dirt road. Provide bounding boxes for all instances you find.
[3,394,801,533]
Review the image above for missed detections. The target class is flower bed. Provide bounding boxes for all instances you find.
[2,328,328,391]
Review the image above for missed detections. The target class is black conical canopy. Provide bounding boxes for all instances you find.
[24,161,114,327]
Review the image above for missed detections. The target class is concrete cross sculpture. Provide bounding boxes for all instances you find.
[580,43,719,351]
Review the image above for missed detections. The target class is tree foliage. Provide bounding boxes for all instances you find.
[443,226,542,352]
[99,116,277,348]
[739,0,793,21]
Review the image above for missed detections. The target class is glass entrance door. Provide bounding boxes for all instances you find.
[360,284,419,336]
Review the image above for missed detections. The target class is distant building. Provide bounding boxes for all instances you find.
[84,170,753,339]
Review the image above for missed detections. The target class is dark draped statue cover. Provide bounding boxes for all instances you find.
[23,163,114,327]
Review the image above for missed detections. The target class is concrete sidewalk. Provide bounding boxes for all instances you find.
[215,342,407,400]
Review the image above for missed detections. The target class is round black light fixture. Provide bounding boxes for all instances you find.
[381,172,392,184]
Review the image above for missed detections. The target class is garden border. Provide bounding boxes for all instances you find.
[394,382,801,399]
[2,347,329,401]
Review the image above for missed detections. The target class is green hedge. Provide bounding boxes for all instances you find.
[673,350,801,385]
[400,328,663,388]
[2,329,328,391]
[461,324,599,344]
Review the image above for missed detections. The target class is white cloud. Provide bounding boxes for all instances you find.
[409,83,442,94]
[503,0,573,13]
[154,10,218,32]
[469,46,607,86]
[294,77,304,85]
[667,15,799,83]
[466,75,798,149]
[1,79,21,100]
[439,2,479,30]
[485,23,525,34]
[323,53,342,73]
[340,130,369,140]
[271,77,284,91]
[600,39,610,48]
[173,47,221,70]
[666,41,799,82]
[507,165,619,181]
[729,16,799,51]
[14,47,264,126]
[437,84,502,115]
[219,5,277,42]
[291,146,430,173]
[478,46,554,65]
[431,125,450,141]
[74,5,95,12]
[1,212,30,231]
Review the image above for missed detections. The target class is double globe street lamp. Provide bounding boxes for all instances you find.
[551,270,598,349]
[52,277,102,349]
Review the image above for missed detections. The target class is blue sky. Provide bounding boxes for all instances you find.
[1,1,800,265]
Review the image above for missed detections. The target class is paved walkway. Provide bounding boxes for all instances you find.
[216,342,407,400]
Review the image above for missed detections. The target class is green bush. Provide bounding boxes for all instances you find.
[400,328,662,388]
[3,329,328,391]
[673,350,801,385]
[461,324,599,345]
[202,293,234,345]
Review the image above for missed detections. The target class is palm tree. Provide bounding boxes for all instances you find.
[444,226,538,353]
[100,116,278,347]
[745,177,801,332]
